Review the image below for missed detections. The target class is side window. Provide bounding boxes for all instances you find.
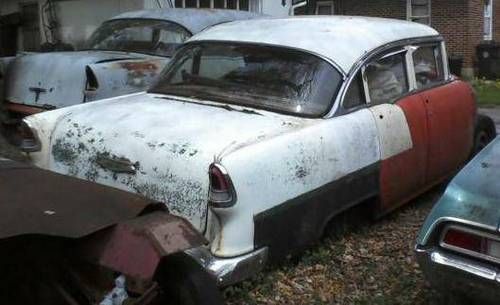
[365,52,409,104]
[343,72,366,109]
[412,45,445,89]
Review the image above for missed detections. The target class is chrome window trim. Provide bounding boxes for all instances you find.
[409,42,448,91]
[330,35,443,118]
[440,224,500,266]
[360,47,409,106]
[406,45,418,91]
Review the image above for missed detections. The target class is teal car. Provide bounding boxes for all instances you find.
[416,136,500,304]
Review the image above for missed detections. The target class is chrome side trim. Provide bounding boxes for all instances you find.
[431,251,497,281]
[416,246,499,281]
[185,247,268,287]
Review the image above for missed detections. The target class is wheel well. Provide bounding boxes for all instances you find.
[321,195,377,240]
[476,113,497,139]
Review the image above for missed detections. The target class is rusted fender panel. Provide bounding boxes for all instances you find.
[79,211,206,280]
[85,58,169,102]
[0,158,157,239]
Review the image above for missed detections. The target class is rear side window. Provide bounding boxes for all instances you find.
[412,45,445,89]
[365,52,409,104]
[343,72,366,109]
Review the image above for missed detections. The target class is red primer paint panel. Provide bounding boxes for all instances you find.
[379,94,428,212]
[422,81,475,184]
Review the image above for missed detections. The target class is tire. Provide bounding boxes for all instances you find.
[472,114,497,157]
[156,253,223,305]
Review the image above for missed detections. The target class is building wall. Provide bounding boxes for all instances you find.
[336,0,406,19]
[494,0,500,42]
[431,0,482,77]
[301,0,485,77]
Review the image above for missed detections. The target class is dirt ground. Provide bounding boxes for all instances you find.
[223,188,442,305]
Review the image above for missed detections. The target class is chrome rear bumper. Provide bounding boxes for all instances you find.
[415,245,500,303]
[185,247,268,287]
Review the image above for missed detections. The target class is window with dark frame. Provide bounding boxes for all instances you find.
[20,2,41,51]
[315,1,334,15]
[174,0,250,10]
[484,0,494,40]
[407,0,431,25]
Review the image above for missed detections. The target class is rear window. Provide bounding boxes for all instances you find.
[150,42,342,117]
[86,19,191,57]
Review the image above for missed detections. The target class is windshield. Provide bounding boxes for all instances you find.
[150,42,342,117]
[85,19,191,57]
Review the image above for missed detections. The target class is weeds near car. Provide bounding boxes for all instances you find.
[471,78,500,106]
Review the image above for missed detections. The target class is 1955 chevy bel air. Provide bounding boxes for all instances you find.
[0,8,258,119]
[20,16,496,286]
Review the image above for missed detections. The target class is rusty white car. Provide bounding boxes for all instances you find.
[0,9,258,120]
[21,17,496,286]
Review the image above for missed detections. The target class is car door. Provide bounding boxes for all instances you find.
[360,48,429,213]
[412,43,476,184]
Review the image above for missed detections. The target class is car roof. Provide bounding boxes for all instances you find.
[189,16,440,74]
[109,8,262,35]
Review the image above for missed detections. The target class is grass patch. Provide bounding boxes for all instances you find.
[471,79,500,105]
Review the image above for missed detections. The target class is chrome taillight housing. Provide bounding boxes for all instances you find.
[208,163,236,208]
[440,225,500,264]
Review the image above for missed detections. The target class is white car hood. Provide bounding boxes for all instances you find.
[41,93,311,231]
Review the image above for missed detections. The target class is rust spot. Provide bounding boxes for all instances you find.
[118,61,159,72]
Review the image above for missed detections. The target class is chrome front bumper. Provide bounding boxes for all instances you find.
[185,247,268,287]
[415,245,500,303]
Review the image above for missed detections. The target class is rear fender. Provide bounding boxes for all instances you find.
[78,211,206,280]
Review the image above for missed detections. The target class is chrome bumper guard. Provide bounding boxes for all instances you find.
[415,245,500,303]
[185,247,268,287]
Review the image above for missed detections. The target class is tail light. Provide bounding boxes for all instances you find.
[440,226,500,263]
[208,163,236,208]
[17,121,41,153]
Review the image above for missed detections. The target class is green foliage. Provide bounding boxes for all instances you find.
[471,78,500,105]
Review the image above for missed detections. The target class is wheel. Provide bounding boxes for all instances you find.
[472,114,497,157]
[156,253,223,305]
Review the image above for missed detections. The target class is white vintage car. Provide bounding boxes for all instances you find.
[21,17,495,286]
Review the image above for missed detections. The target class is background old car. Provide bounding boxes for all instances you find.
[0,157,221,305]
[416,136,500,305]
[22,17,496,286]
[0,8,259,120]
